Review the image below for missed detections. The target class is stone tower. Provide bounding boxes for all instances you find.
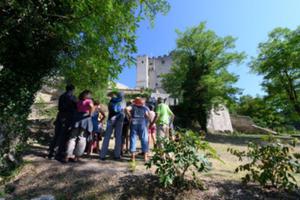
[136,54,173,93]
[136,56,149,88]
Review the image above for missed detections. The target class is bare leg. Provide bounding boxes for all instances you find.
[144,152,148,162]
[125,132,129,152]
[148,133,152,149]
[152,133,156,147]
[131,152,136,162]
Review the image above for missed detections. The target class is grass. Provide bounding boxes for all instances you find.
[204,135,300,184]
[0,161,30,184]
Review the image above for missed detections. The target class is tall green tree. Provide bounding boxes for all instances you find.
[162,22,245,131]
[0,0,169,171]
[251,27,300,118]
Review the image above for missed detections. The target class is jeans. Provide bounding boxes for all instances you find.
[130,123,149,153]
[100,113,124,159]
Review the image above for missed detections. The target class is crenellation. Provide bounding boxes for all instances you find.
[136,54,173,93]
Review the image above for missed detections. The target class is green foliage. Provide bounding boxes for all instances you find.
[145,130,220,188]
[0,0,169,172]
[35,97,58,119]
[58,0,170,101]
[231,95,287,130]
[124,88,153,102]
[228,135,300,190]
[251,26,300,118]
[162,22,245,131]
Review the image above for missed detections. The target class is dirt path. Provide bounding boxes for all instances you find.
[1,120,300,199]
[1,141,299,200]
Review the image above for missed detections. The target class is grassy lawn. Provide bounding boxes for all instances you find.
[205,133,300,183]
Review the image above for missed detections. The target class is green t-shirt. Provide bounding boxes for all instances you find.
[156,103,173,125]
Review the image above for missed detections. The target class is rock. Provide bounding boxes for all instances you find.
[31,195,55,200]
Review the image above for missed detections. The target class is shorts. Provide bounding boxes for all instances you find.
[157,124,169,138]
[148,125,156,135]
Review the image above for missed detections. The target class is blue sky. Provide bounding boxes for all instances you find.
[117,0,300,96]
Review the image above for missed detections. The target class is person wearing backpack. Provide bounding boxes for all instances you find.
[125,97,151,162]
[100,92,125,160]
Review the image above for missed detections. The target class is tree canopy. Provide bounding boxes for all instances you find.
[162,22,245,131]
[0,0,169,171]
[251,27,300,118]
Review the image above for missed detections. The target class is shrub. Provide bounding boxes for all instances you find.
[228,135,300,190]
[145,130,220,188]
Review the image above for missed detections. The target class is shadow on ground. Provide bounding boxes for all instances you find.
[205,133,265,146]
[4,120,298,199]
[7,161,300,200]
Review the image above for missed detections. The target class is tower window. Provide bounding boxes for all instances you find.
[141,61,144,64]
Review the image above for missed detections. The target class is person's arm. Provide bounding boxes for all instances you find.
[144,107,151,121]
[99,107,106,123]
[125,106,132,120]
[150,109,159,127]
[88,100,94,115]
[167,106,175,122]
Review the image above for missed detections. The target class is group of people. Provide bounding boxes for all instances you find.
[48,84,175,162]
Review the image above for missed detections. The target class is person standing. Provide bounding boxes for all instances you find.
[86,100,106,155]
[151,97,174,146]
[121,102,131,156]
[65,90,94,162]
[148,105,157,148]
[126,97,151,162]
[100,92,125,160]
[48,84,77,160]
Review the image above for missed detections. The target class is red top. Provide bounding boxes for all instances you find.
[77,99,92,113]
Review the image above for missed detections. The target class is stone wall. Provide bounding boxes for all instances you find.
[230,115,277,134]
[136,54,173,93]
[136,56,149,88]
[207,106,233,133]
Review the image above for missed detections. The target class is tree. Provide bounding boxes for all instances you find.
[162,22,245,131]
[251,27,300,118]
[0,0,169,172]
[232,95,284,129]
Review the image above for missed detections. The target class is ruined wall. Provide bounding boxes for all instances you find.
[207,106,233,133]
[230,115,277,134]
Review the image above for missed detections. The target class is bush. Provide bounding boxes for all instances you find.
[228,135,300,190]
[145,130,220,188]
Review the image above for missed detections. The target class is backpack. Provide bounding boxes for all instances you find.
[108,98,123,120]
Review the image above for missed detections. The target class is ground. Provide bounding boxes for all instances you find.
[1,121,300,200]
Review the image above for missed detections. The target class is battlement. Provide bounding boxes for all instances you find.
[137,53,172,60]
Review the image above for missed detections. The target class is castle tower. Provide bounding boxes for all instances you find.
[136,56,149,88]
